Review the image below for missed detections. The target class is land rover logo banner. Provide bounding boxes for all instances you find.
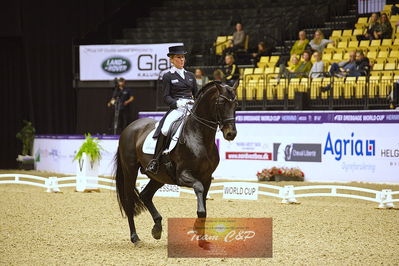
[79,43,183,81]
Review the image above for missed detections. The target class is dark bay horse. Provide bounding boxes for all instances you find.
[114,81,238,244]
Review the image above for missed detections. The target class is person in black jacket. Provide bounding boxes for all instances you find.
[355,50,370,76]
[223,54,240,86]
[146,45,198,174]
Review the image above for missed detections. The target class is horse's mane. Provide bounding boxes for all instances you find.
[195,81,221,99]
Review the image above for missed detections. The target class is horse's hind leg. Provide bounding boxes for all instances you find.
[140,179,164,239]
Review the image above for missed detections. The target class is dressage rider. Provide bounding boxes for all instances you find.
[146,45,198,174]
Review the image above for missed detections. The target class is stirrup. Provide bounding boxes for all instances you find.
[146,159,159,174]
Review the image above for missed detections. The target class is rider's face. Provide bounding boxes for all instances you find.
[171,55,185,69]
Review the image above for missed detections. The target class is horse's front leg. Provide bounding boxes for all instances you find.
[178,170,206,217]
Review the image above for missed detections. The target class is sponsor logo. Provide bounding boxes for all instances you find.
[225,152,272,160]
[273,143,322,162]
[102,57,131,74]
[323,132,375,161]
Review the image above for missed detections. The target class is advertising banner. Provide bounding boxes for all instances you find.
[33,111,399,183]
[79,43,182,81]
[139,110,399,183]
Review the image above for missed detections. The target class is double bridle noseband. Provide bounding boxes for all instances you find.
[187,93,237,131]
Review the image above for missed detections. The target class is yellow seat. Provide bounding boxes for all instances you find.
[342,29,353,37]
[375,58,387,64]
[321,78,331,99]
[393,38,399,47]
[288,78,301,100]
[385,63,396,70]
[344,77,357,99]
[337,41,347,49]
[367,51,378,59]
[276,79,288,100]
[380,76,394,98]
[264,67,274,75]
[359,40,370,48]
[368,76,380,98]
[390,50,399,58]
[332,53,343,61]
[243,68,254,76]
[237,80,244,100]
[381,39,392,47]
[257,56,269,68]
[266,79,278,100]
[332,77,344,99]
[310,78,323,99]
[353,28,364,36]
[357,17,368,24]
[299,78,309,93]
[331,30,342,37]
[215,36,231,55]
[370,40,381,47]
[386,57,398,64]
[245,80,257,100]
[373,63,384,71]
[391,15,399,22]
[355,76,366,98]
[323,53,333,62]
[348,40,359,48]
[378,50,389,58]
[256,79,265,100]
[269,56,280,64]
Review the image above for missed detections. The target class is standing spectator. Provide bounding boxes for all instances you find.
[251,41,272,66]
[309,51,325,78]
[355,50,370,76]
[309,29,334,54]
[223,23,246,57]
[357,13,380,40]
[107,77,134,133]
[290,30,310,56]
[223,54,240,86]
[295,50,313,77]
[375,13,393,39]
[194,68,209,90]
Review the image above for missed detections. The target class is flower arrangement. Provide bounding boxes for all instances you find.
[257,167,305,181]
[73,133,104,168]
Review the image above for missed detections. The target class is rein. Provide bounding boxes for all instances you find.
[187,91,237,131]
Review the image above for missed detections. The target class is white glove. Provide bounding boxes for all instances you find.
[176,99,185,108]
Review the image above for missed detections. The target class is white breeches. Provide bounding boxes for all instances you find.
[161,99,193,136]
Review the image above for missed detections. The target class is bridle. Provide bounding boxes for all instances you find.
[187,92,237,131]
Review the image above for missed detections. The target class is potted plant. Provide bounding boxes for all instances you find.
[257,167,305,181]
[16,120,36,170]
[73,133,103,192]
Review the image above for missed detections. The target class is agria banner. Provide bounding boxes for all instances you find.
[139,110,399,183]
[79,43,182,81]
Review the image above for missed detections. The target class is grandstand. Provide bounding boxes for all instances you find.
[108,0,398,110]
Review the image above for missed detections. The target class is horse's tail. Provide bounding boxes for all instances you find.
[114,148,146,217]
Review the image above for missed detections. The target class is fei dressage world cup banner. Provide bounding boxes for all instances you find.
[79,43,182,81]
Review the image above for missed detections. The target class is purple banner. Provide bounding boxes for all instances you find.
[35,134,120,140]
[139,111,399,124]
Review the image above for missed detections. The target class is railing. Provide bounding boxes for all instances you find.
[240,70,395,110]
[1,174,398,209]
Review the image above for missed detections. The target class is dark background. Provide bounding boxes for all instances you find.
[0,0,160,168]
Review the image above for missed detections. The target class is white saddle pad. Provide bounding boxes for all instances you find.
[142,121,184,155]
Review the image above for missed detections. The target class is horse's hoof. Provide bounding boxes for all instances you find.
[151,223,162,240]
[131,234,141,245]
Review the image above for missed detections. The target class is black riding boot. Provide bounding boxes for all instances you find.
[146,134,167,174]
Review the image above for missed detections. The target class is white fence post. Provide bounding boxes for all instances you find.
[46,177,61,193]
[378,189,395,209]
[281,185,298,204]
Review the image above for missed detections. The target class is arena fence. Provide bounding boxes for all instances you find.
[0,174,397,209]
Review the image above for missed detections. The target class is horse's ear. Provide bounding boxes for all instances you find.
[214,81,224,93]
[231,80,239,93]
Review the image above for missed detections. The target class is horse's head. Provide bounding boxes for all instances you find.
[215,81,238,141]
